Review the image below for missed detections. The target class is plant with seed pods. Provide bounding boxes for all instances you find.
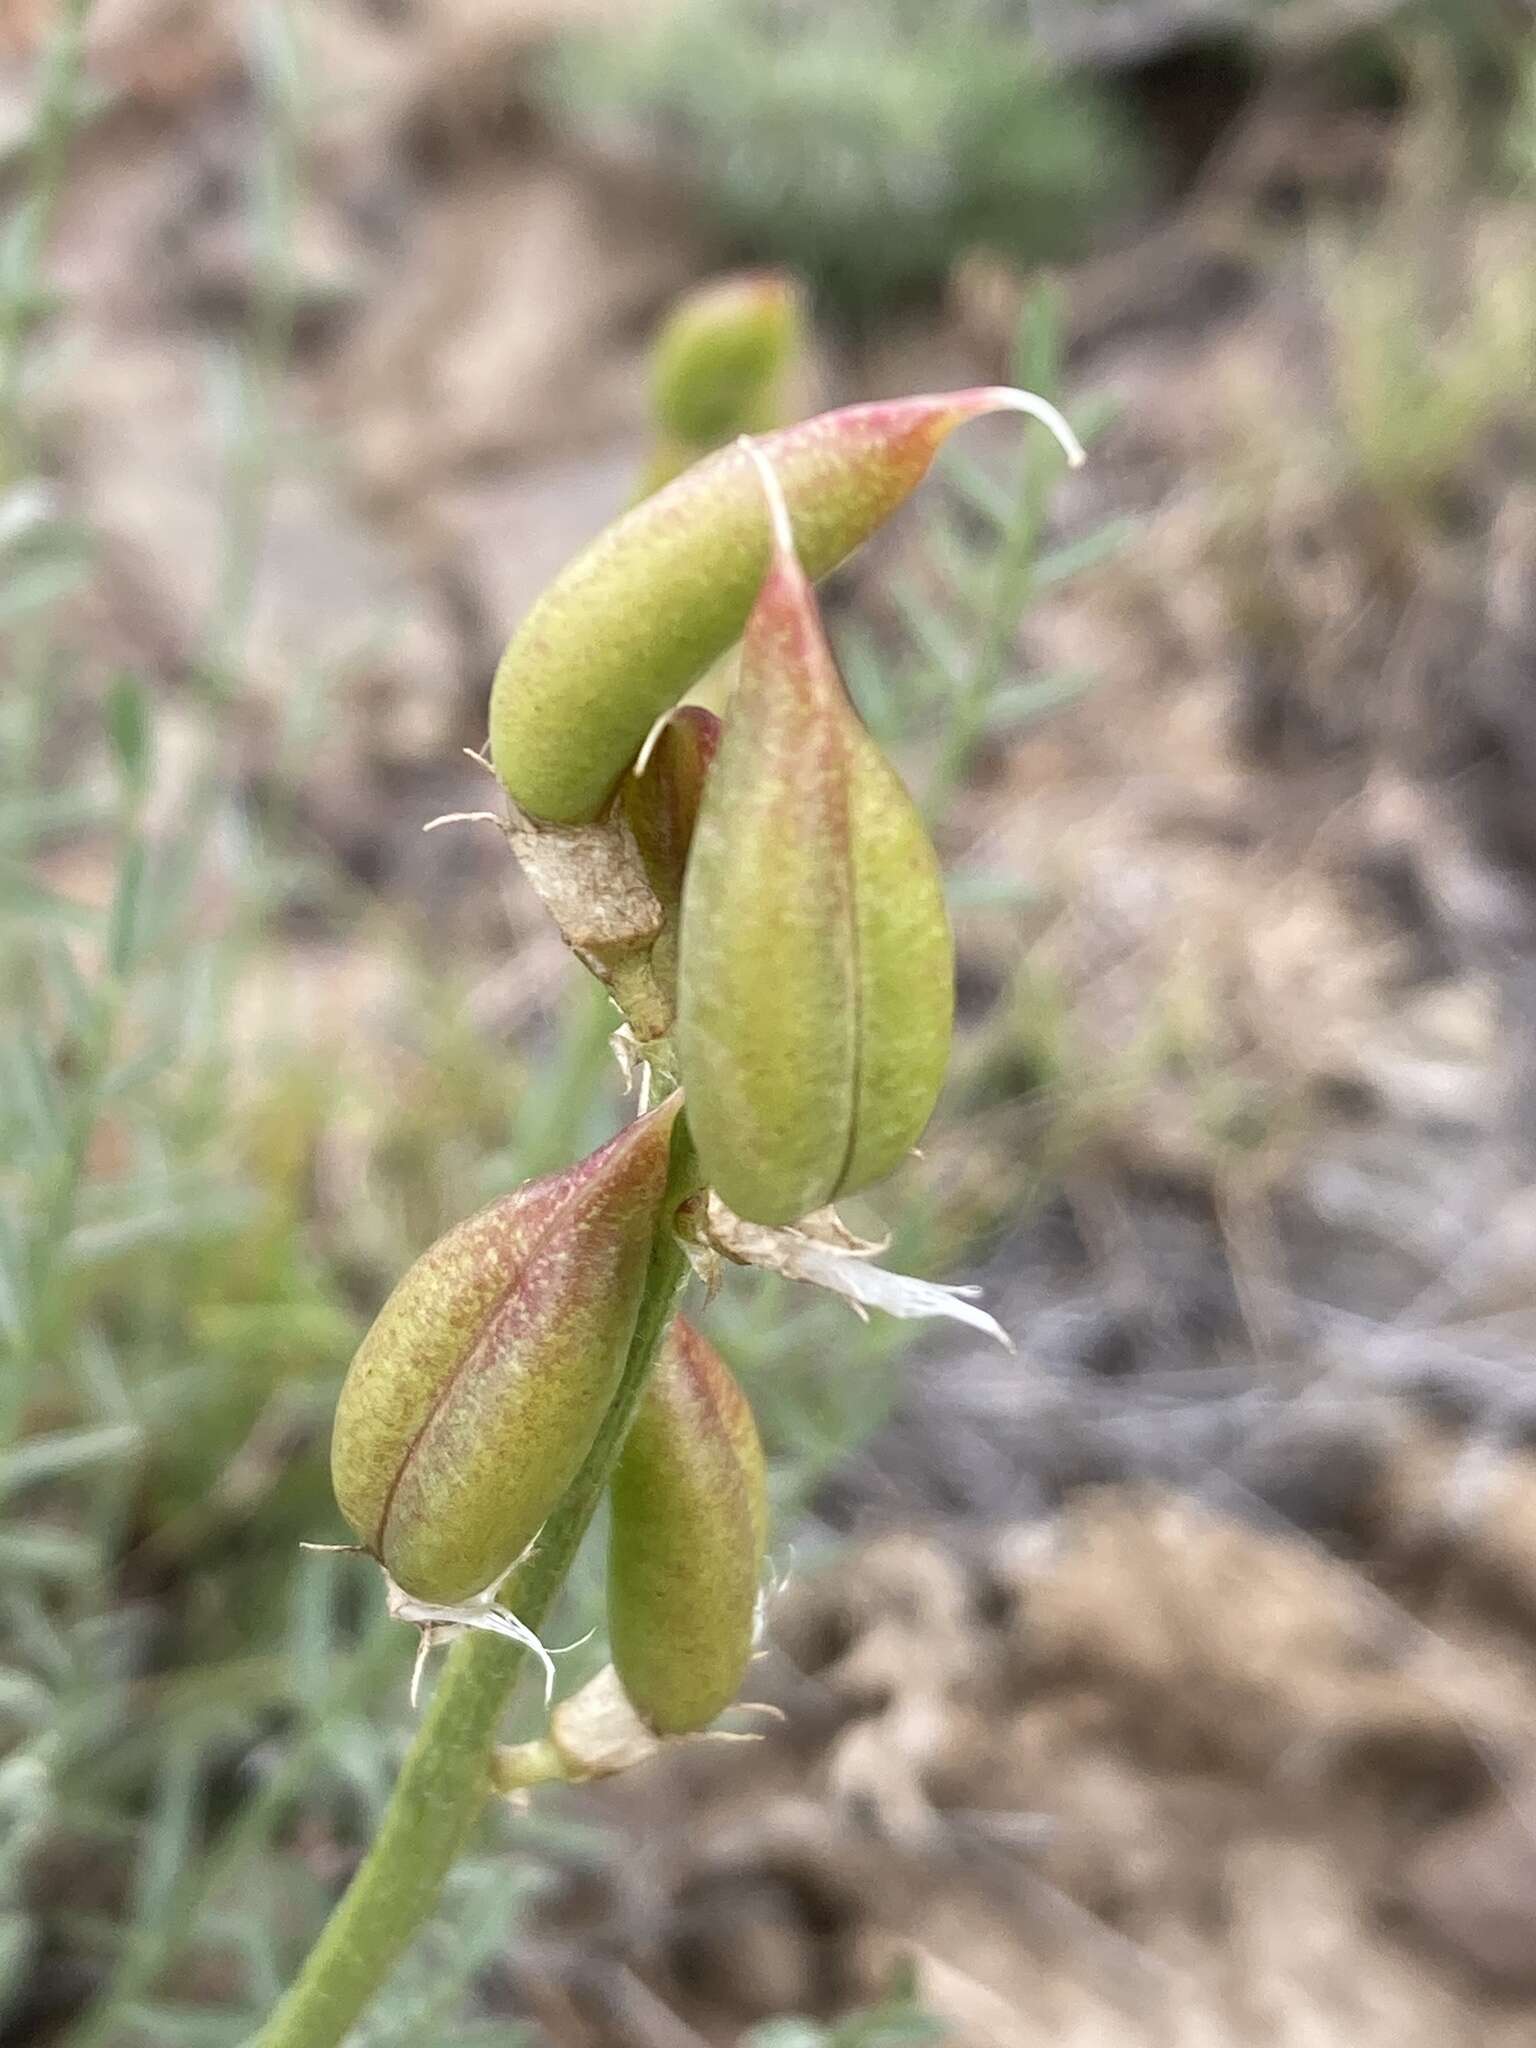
[260,360,1082,2048]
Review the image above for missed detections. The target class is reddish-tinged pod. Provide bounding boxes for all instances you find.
[621,705,722,1013]
[607,1317,766,1735]
[330,1095,680,1606]
[490,388,1082,824]
[674,444,952,1225]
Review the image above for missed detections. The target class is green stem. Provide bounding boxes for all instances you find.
[249,1135,693,2048]
[63,1621,403,2048]
[925,284,1065,824]
[924,443,1049,824]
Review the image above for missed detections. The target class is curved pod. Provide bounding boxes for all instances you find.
[490,388,1082,824]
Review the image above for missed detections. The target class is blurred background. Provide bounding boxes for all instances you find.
[6,1,1536,2043]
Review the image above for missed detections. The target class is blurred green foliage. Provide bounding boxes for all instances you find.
[548,0,1528,322]
[550,0,1146,315]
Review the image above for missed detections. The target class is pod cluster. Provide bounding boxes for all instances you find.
[332,380,1079,1738]
[489,385,1080,1218]
[330,1115,763,1734]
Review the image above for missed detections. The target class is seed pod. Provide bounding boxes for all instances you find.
[620,706,722,1014]
[641,270,803,494]
[490,387,1082,824]
[674,444,952,1225]
[331,1095,680,1606]
[608,1316,766,1735]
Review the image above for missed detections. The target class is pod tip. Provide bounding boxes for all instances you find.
[972,386,1087,469]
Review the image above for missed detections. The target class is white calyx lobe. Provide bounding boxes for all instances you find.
[698,1195,1013,1348]
[384,1565,560,1710]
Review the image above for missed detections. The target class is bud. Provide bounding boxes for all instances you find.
[331,1095,680,1606]
[608,1316,767,1735]
[621,705,722,1015]
[674,444,952,1225]
[490,387,1083,824]
[641,269,803,494]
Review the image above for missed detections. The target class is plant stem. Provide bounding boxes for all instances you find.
[925,284,1065,823]
[249,1130,693,2048]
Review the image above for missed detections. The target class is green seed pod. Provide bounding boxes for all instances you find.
[490,387,1082,825]
[620,705,722,1014]
[674,444,952,1225]
[608,1316,766,1735]
[641,269,803,494]
[331,1095,680,1606]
